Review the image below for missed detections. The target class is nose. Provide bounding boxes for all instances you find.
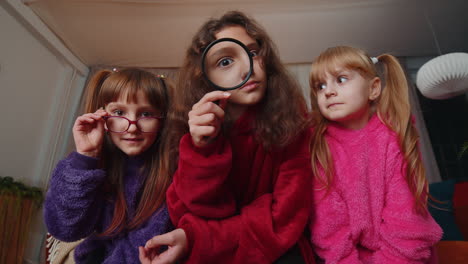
[242,56,257,81]
[324,83,337,98]
[242,65,252,82]
[127,122,139,133]
[126,115,139,133]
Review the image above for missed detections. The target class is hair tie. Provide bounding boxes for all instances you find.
[370,57,379,64]
[157,75,169,108]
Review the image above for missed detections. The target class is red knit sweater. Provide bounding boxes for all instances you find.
[167,108,315,264]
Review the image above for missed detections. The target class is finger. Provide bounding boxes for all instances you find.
[77,113,104,123]
[74,117,97,129]
[189,101,225,121]
[138,247,149,264]
[150,249,159,260]
[188,113,218,128]
[190,125,217,139]
[74,115,105,130]
[94,109,108,117]
[75,117,95,125]
[149,250,175,264]
[145,234,169,249]
[145,234,175,249]
[193,91,231,109]
[83,112,107,128]
[94,108,106,114]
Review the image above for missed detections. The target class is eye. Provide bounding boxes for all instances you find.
[140,111,154,118]
[337,76,348,83]
[217,57,234,68]
[112,109,124,116]
[250,50,258,57]
[317,83,327,90]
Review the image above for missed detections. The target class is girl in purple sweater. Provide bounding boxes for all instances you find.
[44,68,184,263]
[308,46,442,263]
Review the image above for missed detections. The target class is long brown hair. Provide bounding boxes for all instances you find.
[309,46,429,214]
[81,68,173,236]
[171,10,308,152]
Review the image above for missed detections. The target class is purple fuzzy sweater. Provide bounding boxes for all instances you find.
[44,151,172,264]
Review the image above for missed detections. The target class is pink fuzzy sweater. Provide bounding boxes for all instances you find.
[310,114,442,264]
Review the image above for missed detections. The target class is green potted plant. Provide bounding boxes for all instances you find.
[0,176,43,264]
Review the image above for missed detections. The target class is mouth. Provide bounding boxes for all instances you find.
[327,103,342,108]
[240,80,258,91]
[123,138,143,142]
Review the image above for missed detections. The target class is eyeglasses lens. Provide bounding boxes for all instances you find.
[106,117,158,133]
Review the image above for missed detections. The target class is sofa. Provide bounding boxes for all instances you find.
[429,179,468,263]
[43,179,468,263]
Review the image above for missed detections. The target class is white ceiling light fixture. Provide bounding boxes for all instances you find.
[416,52,468,100]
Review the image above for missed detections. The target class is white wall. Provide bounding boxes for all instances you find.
[287,63,312,109]
[0,2,88,263]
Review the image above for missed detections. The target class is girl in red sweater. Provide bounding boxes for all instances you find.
[308,46,442,263]
[140,11,315,264]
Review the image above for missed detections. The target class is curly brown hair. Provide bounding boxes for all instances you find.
[169,10,308,156]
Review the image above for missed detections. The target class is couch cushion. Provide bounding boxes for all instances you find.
[429,179,464,241]
[453,181,468,240]
[436,241,468,264]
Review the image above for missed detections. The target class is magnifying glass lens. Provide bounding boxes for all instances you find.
[203,40,252,90]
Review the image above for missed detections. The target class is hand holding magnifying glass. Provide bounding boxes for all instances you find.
[188,91,231,148]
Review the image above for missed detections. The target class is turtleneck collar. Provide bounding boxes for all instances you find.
[124,154,145,167]
[326,114,382,143]
[232,105,257,134]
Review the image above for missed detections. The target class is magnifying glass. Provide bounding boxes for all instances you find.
[201,38,254,91]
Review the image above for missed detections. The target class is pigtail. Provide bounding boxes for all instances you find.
[310,116,334,191]
[376,54,429,215]
[376,55,411,135]
[83,69,112,113]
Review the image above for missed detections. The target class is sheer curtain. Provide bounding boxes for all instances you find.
[287,62,441,183]
[402,58,442,183]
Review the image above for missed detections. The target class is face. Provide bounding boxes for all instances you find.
[214,26,267,117]
[104,91,160,156]
[314,67,381,130]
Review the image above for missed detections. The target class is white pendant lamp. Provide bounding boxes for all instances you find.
[416,52,468,100]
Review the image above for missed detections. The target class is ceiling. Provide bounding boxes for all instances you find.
[24,0,468,68]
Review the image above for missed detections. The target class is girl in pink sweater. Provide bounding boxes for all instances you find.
[308,46,442,263]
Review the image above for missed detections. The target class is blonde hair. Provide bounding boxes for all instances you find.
[309,46,428,214]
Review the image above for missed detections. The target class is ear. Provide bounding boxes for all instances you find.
[368,77,381,101]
